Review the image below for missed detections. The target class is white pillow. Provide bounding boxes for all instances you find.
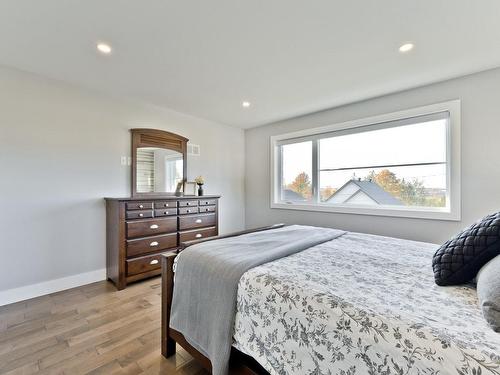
[477,255,500,332]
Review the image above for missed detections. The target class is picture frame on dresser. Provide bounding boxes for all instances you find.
[175,181,183,195]
[183,181,197,196]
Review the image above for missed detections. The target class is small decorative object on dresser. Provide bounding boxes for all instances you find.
[105,128,220,290]
[175,181,183,196]
[183,181,197,196]
[195,176,204,196]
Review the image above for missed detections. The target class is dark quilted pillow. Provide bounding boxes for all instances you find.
[433,212,500,286]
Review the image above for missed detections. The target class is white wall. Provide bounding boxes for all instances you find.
[0,66,245,294]
[245,67,500,244]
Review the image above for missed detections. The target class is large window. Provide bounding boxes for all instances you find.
[271,101,461,220]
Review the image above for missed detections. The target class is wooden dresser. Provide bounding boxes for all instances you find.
[105,195,220,290]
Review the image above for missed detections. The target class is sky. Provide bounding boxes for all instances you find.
[282,119,447,190]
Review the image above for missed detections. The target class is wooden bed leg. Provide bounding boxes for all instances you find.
[161,252,177,357]
[163,337,176,358]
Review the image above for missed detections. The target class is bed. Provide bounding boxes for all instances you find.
[161,225,500,375]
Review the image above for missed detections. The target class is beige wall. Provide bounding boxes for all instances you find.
[0,66,245,292]
[245,67,500,244]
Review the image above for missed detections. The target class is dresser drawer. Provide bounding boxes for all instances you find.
[126,210,153,220]
[198,199,217,206]
[126,217,177,239]
[179,213,216,230]
[126,233,177,257]
[198,205,215,213]
[179,200,199,207]
[126,253,164,276]
[154,200,177,209]
[179,227,217,242]
[154,208,177,217]
[126,202,153,210]
[178,206,199,215]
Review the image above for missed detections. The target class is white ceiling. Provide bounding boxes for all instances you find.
[0,1,499,128]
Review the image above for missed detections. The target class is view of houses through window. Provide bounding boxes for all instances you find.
[280,115,449,209]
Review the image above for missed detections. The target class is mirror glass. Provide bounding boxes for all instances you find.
[136,147,184,193]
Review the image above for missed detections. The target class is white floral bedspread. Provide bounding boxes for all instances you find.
[233,232,500,375]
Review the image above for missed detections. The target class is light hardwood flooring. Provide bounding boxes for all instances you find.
[0,278,209,375]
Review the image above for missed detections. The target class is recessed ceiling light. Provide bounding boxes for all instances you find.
[399,43,414,53]
[242,101,251,108]
[97,42,112,55]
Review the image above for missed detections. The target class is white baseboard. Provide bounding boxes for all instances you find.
[0,268,107,307]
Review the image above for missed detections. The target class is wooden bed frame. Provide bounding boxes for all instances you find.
[161,224,284,374]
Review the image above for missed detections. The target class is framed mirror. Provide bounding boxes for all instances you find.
[131,128,188,196]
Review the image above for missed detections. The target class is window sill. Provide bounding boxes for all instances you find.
[270,202,461,221]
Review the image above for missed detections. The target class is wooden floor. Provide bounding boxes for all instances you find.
[0,278,210,375]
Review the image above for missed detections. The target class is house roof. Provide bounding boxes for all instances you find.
[327,179,403,205]
[283,189,306,201]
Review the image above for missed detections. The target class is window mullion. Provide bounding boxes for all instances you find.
[277,145,283,202]
[312,139,319,203]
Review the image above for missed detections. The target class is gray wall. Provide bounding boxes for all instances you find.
[245,67,500,244]
[0,66,245,291]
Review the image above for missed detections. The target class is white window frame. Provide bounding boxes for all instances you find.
[270,100,461,221]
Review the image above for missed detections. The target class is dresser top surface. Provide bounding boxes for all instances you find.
[104,195,220,202]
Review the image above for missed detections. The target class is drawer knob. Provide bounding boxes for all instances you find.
[150,241,159,247]
[195,233,202,238]
[139,204,144,208]
[150,224,159,229]
[187,209,191,213]
[195,219,202,223]
[205,201,209,204]
[186,202,190,206]
[139,213,144,217]
[164,203,169,207]
[150,259,159,265]
[164,211,169,215]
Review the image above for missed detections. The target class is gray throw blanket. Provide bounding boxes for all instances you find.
[170,225,346,375]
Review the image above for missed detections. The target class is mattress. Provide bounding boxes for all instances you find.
[233,232,500,375]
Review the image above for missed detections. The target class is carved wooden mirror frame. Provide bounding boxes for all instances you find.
[131,128,188,197]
